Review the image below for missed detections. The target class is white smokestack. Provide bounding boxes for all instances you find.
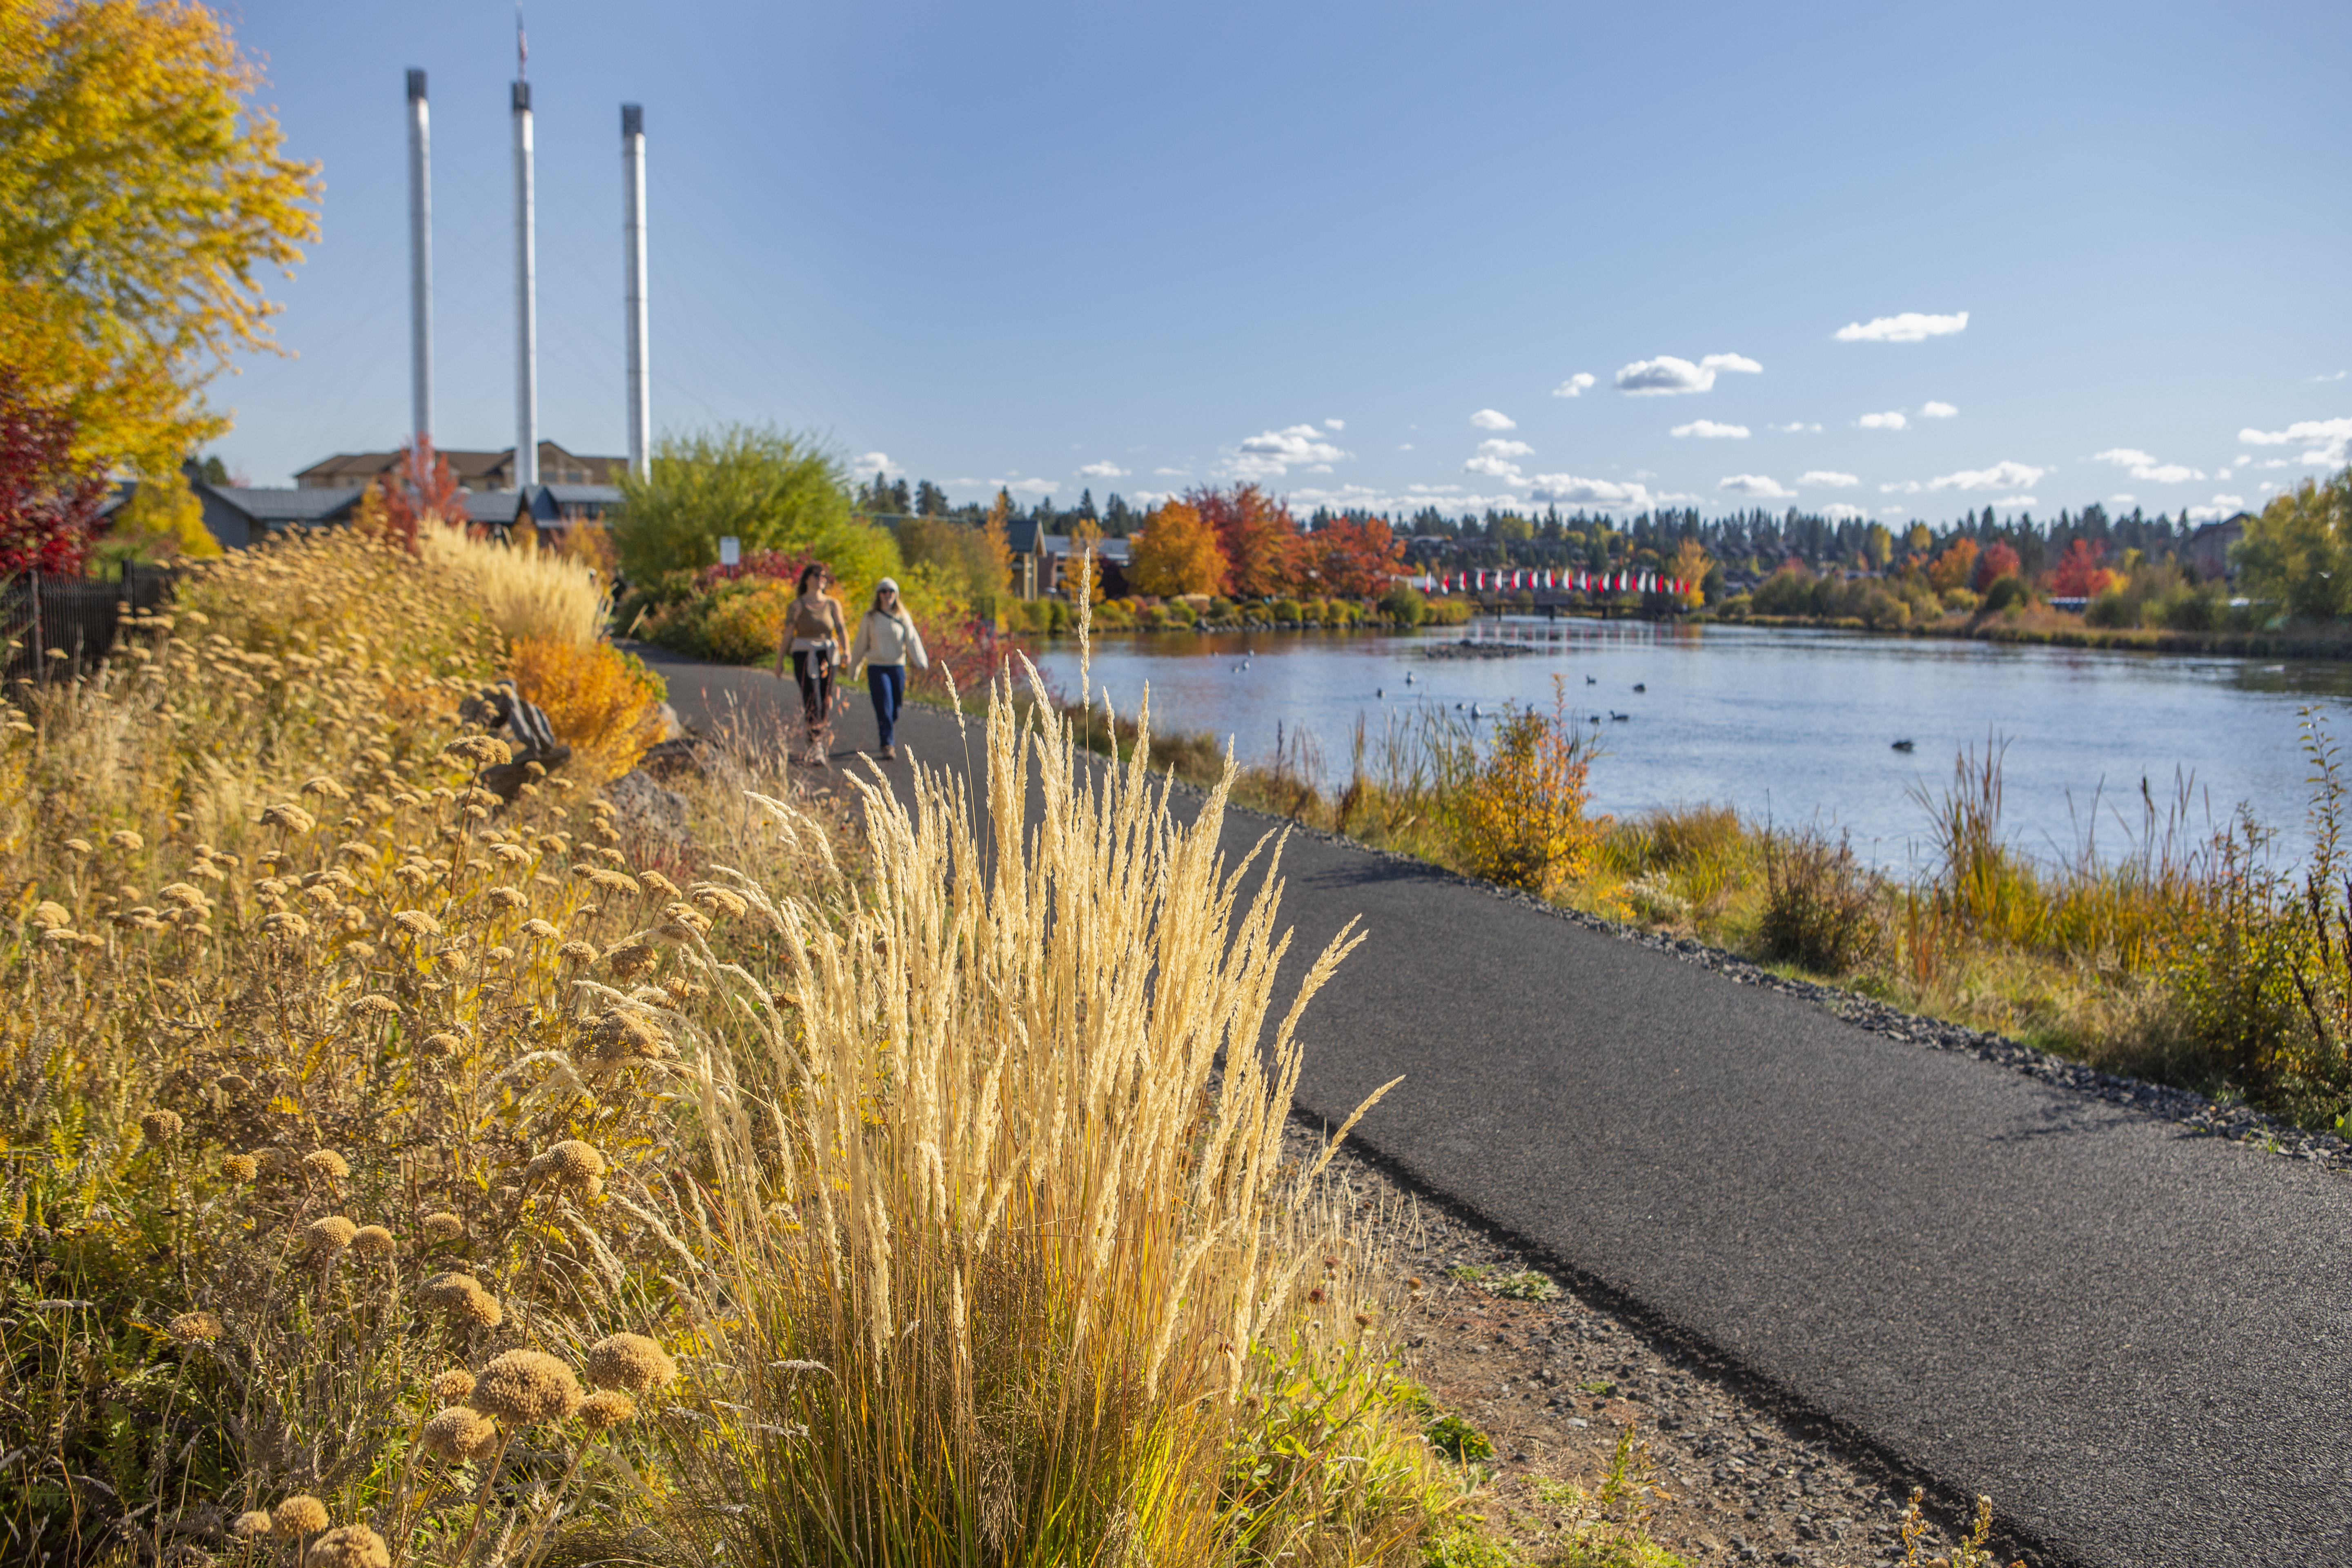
[406,69,432,446]
[512,80,539,489]
[622,103,650,480]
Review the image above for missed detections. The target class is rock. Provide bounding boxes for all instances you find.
[604,769,688,835]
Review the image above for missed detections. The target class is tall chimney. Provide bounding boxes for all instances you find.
[512,80,539,490]
[621,104,650,480]
[405,69,432,447]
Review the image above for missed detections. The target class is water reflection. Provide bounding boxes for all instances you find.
[1031,617,2348,869]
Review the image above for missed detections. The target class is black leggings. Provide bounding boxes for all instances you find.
[791,648,833,733]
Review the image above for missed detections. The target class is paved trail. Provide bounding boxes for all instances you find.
[641,646,2352,1566]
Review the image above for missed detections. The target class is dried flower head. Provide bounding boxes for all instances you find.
[443,735,513,767]
[349,994,401,1017]
[588,868,642,898]
[690,885,749,920]
[489,842,531,865]
[310,1523,390,1568]
[528,1140,607,1190]
[392,910,443,938]
[639,869,682,898]
[300,775,353,802]
[421,1404,500,1461]
[232,1510,274,1540]
[259,804,317,834]
[140,1109,183,1145]
[30,900,70,930]
[421,1031,465,1059]
[604,942,657,979]
[262,911,312,942]
[422,1212,465,1242]
[350,1224,395,1257]
[486,886,529,911]
[429,1368,477,1403]
[302,1149,350,1180]
[588,1010,668,1065]
[557,940,599,964]
[158,883,207,909]
[221,1153,260,1183]
[272,1495,329,1537]
[519,918,559,940]
[579,1389,636,1431]
[468,1348,582,1426]
[167,1310,223,1343]
[582,1332,678,1394]
[420,1271,502,1327]
[108,830,144,853]
[64,837,92,856]
[306,1216,359,1255]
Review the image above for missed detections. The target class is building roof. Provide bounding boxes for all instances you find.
[459,490,521,526]
[292,442,624,490]
[206,486,364,523]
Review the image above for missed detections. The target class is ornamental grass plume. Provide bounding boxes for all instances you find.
[468,1349,582,1427]
[581,1333,676,1394]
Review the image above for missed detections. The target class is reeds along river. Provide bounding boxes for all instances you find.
[1030,617,2352,872]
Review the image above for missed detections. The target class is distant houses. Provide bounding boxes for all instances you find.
[168,441,627,551]
[1005,520,1130,599]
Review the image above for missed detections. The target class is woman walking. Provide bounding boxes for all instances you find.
[774,562,847,763]
[847,577,927,761]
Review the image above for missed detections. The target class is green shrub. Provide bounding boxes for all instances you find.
[1981,574,2029,614]
[1383,585,1429,626]
[1759,827,1882,974]
[1272,597,1304,623]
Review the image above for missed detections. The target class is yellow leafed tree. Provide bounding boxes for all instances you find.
[1127,497,1230,597]
[0,0,320,472]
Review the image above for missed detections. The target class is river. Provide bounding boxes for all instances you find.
[1027,618,2352,872]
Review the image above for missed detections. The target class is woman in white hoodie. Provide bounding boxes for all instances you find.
[847,578,928,760]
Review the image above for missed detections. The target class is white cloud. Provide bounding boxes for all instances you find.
[1799,470,1860,487]
[1077,460,1129,479]
[2238,417,2352,466]
[851,451,894,477]
[1152,466,1189,477]
[1770,421,1823,434]
[1004,476,1058,497]
[1226,424,1351,480]
[1613,353,1763,396]
[1527,473,1657,508]
[1880,481,1920,494]
[1131,490,1174,508]
[1833,310,1969,343]
[1476,438,1535,459]
[2314,371,2347,383]
[1671,420,1750,439]
[1927,460,2049,492]
[2188,494,2247,522]
[2109,494,2136,505]
[1552,373,1597,398]
[1325,418,1345,430]
[1822,503,1869,521]
[1920,401,1960,419]
[1398,443,1414,452]
[1470,408,1517,430]
[2093,448,2204,484]
[1857,411,1909,431]
[1718,474,1795,499]
[1463,450,1526,481]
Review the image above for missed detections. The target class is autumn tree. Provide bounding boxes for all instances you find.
[92,463,220,573]
[1973,540,2022,591]
[0,1,320,473]
[1127,498,1229,597]
[1188,484,1298,598]
[2044,538,2117,599]
[2232,471,2352,621]
[376,437,463,550]
[0,371,109,576]
[1303,514,1406,599]
[1926,537,1979,593]
[1668,537,1711,607]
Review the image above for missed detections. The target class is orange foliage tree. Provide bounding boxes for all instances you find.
[1926,537,1979,593]
[1973,540,2022,591]
[1302,514,1406,599]
[1189,484,1298,598]
[1127,498,1229,597]
[2045,538,2117,598]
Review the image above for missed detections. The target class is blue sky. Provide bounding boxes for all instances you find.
[212,0,2350,525]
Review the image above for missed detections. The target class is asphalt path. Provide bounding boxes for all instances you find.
[639,645,2352,1567]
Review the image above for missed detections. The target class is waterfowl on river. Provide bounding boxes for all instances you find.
[1891,738,1916,752]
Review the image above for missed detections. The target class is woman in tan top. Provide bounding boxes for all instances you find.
[847,577,928,760]
[773,562,847,760]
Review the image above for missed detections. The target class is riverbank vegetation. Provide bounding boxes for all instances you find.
[1080,683,2352,1135]
[0,526,1504,1566]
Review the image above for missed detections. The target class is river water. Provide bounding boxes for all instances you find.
[1029,619,2352,872]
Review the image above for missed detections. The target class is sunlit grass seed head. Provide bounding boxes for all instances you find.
[429,1368,477,1403]
[221,1153,259,1183]
[468,1348,582,1426]
[421,1404,500,1461]
[272,1495,329,1537]
[168,1310,223,1343]
[310,1523,390,1568]
[140,1109,183,1145]
[423,1211,464,1242]
[231,1510,274,1540]
[582,1332,677,1395]
[350,1224,395,1258]
[302,1150,350,1181]
[306,1216,359,1255]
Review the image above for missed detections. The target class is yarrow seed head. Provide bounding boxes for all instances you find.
[272,1495,329,1537]
[528,1139,607,1190]
[421,1404,500,1461]
[422,1212,465,1242]
[310,1523,390,1568]
[306,1216,359,1255]
[302,1149,350,1180]
[468,1348,582,1426]
[583,1333,678,1395]
[221,1154,259,1183]
[232,1510,274,1540]
[168,1310,223,1343]
[429,1368,477,1403]
[579,1389,635,1431]
[140,1109,183,1145]
[350,1224,395,1257]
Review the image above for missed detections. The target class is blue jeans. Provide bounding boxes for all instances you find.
[867,663,906,750]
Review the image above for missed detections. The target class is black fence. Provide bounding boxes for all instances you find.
[2,566,178,684]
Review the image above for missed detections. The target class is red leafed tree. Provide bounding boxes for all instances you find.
[1188,483,1299,598]
[1972,540,2022,591]
[376,436,463,551]
[2044,538,2116,598]
[1305,514,1407,599]
[0,371,110,577]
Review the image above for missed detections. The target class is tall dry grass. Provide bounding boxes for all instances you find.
[421,526,610,649]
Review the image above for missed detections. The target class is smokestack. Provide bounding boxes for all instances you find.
[406,69,432,446]
[512,80,539,489]
[621,104,650,480]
